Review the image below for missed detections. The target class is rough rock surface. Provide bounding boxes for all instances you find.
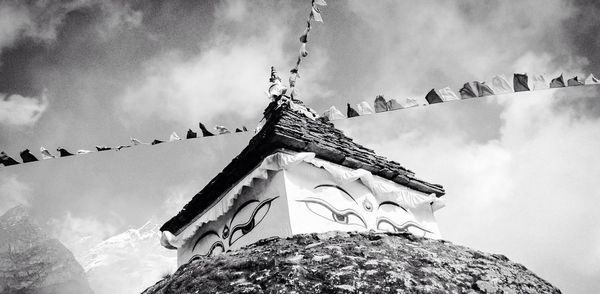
[142,232,560,294]
[0,206,93,294]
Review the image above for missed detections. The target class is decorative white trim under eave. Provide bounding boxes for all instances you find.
[160,151,445,249]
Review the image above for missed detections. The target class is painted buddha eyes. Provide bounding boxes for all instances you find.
[376,217,432,235]
[298,197,367,228]
[228,196,279,246]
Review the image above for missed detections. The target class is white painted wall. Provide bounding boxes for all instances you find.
[178,152,442,265]
[284,161,441,238]
[177,170,291,266]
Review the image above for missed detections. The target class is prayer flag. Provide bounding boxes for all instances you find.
[550,75,565,88]
[20,149,38,163]
[374,95,389,113]
[323,106,345,121]
[567,76,584,86]
[40,146,56,159]
[490,75,513,94]
[347,103,359,118]
[199,123,215,137]
[57,148,74,157]
[215,125,231,135]
[300,43,308,58]
[513,73,530,92]
[95,146,112,152]
[0,151,19,166]
[459,83,478,99]
[314,0,327,6]
[116,145,131,151]
[476,82,495,97]
[585,74,599,84]
[438,87,460,101]
[186,129,197,139]
[310,6,323,22]
[425,89,443,104]
[131,137,148,145]
[386,99,404,110]
[169,132,181,142]
[356,101,375,115]
[151,139,164,145]
[77,150,93,154]
[404,98,419,108]
[530,74,548,90]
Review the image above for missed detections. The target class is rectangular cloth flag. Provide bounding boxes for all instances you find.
[425,89,443,104]
[514,73,530,92]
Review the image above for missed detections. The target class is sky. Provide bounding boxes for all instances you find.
[1,0,600,293]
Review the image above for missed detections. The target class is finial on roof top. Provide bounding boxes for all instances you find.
[268,66,287,100]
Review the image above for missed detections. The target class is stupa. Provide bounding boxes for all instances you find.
[160,79,446,266]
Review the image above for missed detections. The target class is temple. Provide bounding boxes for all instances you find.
[160,97,446,266]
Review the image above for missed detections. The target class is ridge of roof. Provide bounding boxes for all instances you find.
[160,99,445,235]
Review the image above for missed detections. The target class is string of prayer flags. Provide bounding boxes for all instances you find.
[567,76,584,86]
[169,132,182,142]
[347,103,359,118]
[425,89,444,104]
[550,74,565,88]
[20,149,38,163]
[356,101,375,115]
[514,73,530,92]
[199,122,215,137]
[287,0,327,99]
[58,148,74,157]
[323,106,345,121]
[586,74,599,84]
[1,151,20,166]
[374,96,389,113]
[490,75,514,94]
[40,147,56,159]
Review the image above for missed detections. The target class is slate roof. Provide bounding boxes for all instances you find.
[161,99,445,235]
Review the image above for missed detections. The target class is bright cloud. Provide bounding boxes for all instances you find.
[0,92,48,126]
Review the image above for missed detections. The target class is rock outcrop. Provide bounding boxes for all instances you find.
[0,206,93,294]
[143,231,560,294]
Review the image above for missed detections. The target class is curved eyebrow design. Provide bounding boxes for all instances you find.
[378,201,408,212]
[192,231,220,251]
[314,184,357,204]
[229,199,259,227]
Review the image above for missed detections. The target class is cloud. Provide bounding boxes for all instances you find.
[0,92,48,126]
[340,0,580,102]
[0,176,32,215]
[118,0,330,127]
[0,0,142,55]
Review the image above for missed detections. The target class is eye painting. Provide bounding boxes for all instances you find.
[376,216,432,235]
[189,241,225,262]
[228,196,279,246]
[297,197,367,228]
